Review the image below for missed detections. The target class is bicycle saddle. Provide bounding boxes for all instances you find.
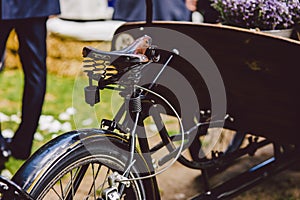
[82,35,152,63]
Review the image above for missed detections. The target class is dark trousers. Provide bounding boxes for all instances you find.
[0,17,47,159]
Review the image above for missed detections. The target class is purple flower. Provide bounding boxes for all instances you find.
[211,0,300,30]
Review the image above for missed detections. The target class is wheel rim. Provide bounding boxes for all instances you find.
[34,155,145,200]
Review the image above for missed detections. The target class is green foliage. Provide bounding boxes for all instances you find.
[0,68,123,175]
[0,70,76,174]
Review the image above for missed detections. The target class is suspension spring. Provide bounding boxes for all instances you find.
[129,96,142,113]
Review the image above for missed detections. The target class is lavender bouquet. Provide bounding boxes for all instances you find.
[211,0,300,30]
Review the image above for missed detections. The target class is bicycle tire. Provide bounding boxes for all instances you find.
[12,129,159,200]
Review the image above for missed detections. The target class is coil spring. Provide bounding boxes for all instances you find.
[129,96,142,113]
[83,56,111,80]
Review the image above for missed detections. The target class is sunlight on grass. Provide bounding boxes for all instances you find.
[0,69,115,175]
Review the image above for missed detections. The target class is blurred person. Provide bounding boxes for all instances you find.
[108,0,116,8]
[196,0,220,23]
[0,0,61,167]
[186,0,220,23]
[185,0,198,11]
[112,0,192,21]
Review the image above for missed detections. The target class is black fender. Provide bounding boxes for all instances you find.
[12,129,154,193]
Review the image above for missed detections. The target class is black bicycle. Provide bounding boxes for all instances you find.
[1,0,300,199]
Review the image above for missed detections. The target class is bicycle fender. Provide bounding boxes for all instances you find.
[11,129,129,192]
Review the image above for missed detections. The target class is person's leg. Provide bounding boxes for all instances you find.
[10,17,48,160]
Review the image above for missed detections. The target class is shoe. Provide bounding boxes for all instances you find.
[0,134,11,170]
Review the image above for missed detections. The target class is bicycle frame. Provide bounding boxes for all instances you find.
[84,32,300,199]
[1,0,300,199]
[104,0,300,198]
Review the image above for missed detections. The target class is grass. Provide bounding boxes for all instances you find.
[0,69,76,119]
[1,32,112,175]
[0,69,122,174]
[0,67,178,175]
[0,69,77,173]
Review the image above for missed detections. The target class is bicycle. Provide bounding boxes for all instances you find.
[1,31,246,199]
[1,0,300,199]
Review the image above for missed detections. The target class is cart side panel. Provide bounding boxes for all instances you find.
[112,22,300,145]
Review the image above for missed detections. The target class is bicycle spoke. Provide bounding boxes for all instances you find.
[50,186,63,200]
[59,179,65,199]
[86,163,105,199]
[94,164,104,198]
[70,169,74,199]
[25,132,151,200]
[64,165,89,200]
[92,164,96,199]
[99,166,110,194]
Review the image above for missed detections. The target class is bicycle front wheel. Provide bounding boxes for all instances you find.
[12,129,159,200]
